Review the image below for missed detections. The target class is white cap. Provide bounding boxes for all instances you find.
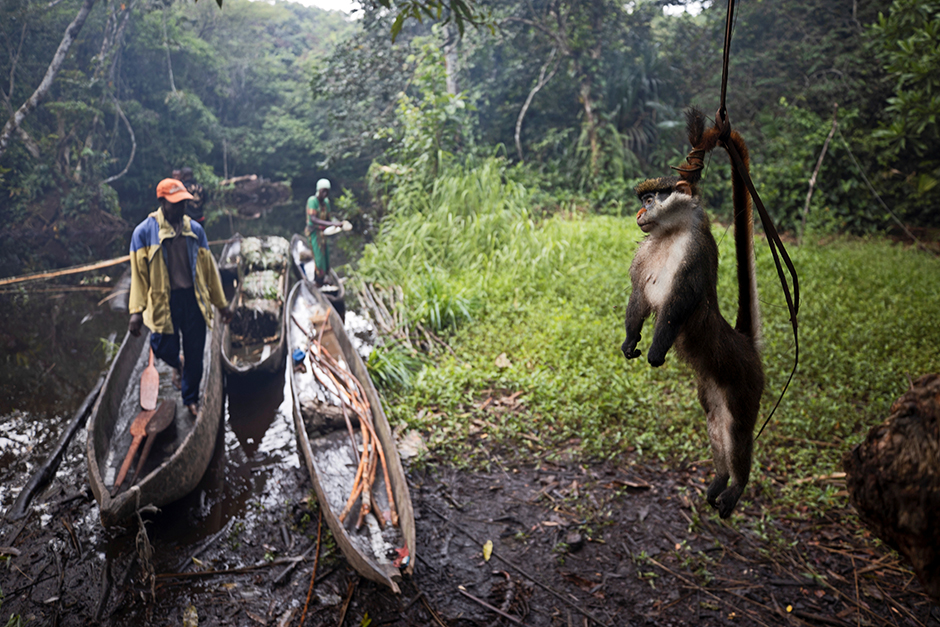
[316,178,331,191]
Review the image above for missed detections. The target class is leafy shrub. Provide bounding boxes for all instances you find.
[366,341,424,391]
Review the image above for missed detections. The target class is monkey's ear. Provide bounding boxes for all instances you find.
[676,180,693,196]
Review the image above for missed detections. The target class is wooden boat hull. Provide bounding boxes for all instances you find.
[287,280,415,592]
[290,233,345,304]
[86,318,223,527]
[220,234,289,375]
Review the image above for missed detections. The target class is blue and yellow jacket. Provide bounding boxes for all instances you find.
[128,208,228,334]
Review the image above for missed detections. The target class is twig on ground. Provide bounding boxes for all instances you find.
[794,472,847,484]
[297,508,322,627]
[272,541,318,587]
[651,557,773,627]
[793,553,894,627]
[457,587,529,626]
[852,556,862,627]
[425,503,611,627]
[61,517,81,554]
[156,559,296,580]
[874,580,925,627]
[94,558,112,623]
[421,594,450,627]
[336,577,358,627]
[175,518,235,572]
[792,610,853,627]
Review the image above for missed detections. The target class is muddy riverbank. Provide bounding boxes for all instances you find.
[3,431,940,626]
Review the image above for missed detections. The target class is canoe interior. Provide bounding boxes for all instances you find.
[99,338,194,484]
[288,280,414,591]
[289,234,345,302]
[87,320,221,526]
[220,235,289,374]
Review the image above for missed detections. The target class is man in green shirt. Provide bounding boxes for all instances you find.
[304,178,350,285]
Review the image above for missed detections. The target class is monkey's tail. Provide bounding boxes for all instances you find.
[724,131,761,344]
[674,108,761,343]
[672,108,713,190]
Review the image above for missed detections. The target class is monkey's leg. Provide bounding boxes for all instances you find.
[713,421,754,519]
[702,382,731,510]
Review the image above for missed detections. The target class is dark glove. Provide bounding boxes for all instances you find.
[128,313,144,337]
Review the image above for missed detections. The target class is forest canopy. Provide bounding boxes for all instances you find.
[1,0,938,275]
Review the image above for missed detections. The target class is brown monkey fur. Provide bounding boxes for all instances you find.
[622,108,764,518]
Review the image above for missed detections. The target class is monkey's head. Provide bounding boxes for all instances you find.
[633,176,695,233]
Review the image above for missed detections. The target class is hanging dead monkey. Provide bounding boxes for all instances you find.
[622,107,764,518]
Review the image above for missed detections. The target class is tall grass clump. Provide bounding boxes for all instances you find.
[366,341,424,391]
[358,157,564,325]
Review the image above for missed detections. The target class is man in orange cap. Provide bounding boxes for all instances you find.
[128,178,232,415]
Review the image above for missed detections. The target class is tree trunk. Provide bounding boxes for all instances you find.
[442,22,459,96]
[162,5,177,94]
[102,98,137,184]
[579,80,599,177]
[515,48,557,162]
[0,0,98,159]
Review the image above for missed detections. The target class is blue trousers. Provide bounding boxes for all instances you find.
[150,288,206,406]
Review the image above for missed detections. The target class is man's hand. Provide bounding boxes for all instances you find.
[128,313,144,337]
[219,305,233,324]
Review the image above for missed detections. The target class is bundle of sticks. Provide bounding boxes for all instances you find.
[293,313,399,530]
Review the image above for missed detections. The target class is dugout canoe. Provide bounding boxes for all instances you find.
[287,280,415,592]
[290,234,345,318]
[86,319,223,527]
[220,234,290,375]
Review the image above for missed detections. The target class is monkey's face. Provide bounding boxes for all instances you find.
[635,180,694,234]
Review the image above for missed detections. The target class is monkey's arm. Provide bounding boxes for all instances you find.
[622,287,651,360]
[647,266,707,367]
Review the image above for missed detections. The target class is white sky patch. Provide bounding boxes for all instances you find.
[663,1,705,16]
[292,0,360,13]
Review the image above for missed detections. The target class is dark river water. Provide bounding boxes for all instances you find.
[0,206,371,576]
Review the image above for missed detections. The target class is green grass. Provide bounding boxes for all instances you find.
[357,158,940,512]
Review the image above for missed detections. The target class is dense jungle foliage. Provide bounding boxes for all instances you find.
[1,0,938,276]
[1,0,938,526]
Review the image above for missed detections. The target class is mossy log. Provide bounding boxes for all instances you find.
[843,373,940,605]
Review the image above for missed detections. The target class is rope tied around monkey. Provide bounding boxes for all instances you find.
[675,0,801,441]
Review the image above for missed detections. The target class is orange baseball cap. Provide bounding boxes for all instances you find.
[156,178,194,203]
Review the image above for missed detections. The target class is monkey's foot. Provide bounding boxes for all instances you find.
[706,475,729,508]
[710,483,745,519]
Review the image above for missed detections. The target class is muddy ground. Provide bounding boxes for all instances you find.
[2,435,938,627]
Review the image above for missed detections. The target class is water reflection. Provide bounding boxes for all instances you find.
[1,287,299,561]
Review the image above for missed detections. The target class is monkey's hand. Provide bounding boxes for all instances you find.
[647,338,668,366]
[621,337,642,360]
[647,334,671,367]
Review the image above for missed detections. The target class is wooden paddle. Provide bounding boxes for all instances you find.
[129,400,176,486]
[140,348,159,410]
[111,407,154,497]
